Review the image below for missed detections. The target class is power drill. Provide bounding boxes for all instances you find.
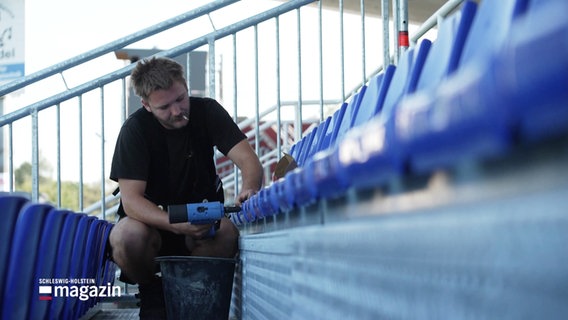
[168,201,241,237]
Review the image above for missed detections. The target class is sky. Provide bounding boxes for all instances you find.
[3,0,436,186]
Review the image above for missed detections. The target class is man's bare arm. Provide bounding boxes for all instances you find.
[226,139,264,205]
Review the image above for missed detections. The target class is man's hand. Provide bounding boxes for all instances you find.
[170,222,215,239]
[235,188,257,206]
[227,140,264,205]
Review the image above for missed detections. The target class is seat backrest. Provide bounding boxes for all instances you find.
[0,195,29,303]
[460,0,530,67]
[74,218,105,318]
[289,138,301,161]
[333,87,367,146]
[28,209,70,320]
[416,0,478,92]
[296,128,317,166]
[306,116,331,158]
[48,213,84,319]
[351,65,396,129]
[380,39,432,123]
[96,222,117,287]
[1,203,53,320]
[61,215,96,319]
[320,102,348,151]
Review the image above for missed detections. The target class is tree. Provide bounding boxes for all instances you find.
[13,160,108,213]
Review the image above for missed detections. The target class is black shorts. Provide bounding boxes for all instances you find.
[157,229,192,257]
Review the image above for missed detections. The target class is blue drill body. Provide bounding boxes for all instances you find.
[168,201,241,237]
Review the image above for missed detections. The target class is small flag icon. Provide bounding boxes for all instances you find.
[39,286,52,301]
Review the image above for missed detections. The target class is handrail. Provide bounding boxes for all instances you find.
[0,0,239,97]
[411,0,466,44]
[0,0,318,127]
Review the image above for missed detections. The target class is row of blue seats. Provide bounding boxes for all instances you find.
[0,194,117,320]
[231,0,568,224]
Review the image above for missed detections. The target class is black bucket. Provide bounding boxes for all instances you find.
[156,256,236,320]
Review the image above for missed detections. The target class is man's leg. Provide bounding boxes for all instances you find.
[187,217,239,258]
[109,217,161,284]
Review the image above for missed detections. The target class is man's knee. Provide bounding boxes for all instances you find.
[110,217,161,260]
[217,218,239,254]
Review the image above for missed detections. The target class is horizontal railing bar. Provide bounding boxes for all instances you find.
[0,0,240,97]
[0,0,317,128]
[411,0,465,43]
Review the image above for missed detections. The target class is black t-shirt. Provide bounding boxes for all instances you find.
[110,97,246,217]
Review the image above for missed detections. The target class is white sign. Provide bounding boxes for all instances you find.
[0,0,25,84]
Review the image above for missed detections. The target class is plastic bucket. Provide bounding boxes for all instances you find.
[156,256,236,320]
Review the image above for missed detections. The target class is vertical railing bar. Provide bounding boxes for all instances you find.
[296,8,303,141]
[361,0,367,85]
[382,0,391,67]
[56,103,62,208]
[339,0,345,102]
[398,0,409,54]
[209,38,220,166]
[208,38,216,99]
[392,0,399,64]
[100,86,106,220]
[31,108,39,202]
[232,33,240,198]
[78,95,84,211]
[276,16,282,156]
[8,123,14,192]
[121,78,127,122]
[318,0,324,122]
[186,53,192,94]
[254,25,260,156]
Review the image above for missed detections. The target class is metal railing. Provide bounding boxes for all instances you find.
[0,0,465,219]
[0,0,317,219]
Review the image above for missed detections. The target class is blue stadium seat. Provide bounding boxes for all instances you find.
[395,0,553,174]
[335,115,400,189]
[230,208,243,225]
[330,87,367,148]
[306,42,431,196]
[256,186,278,218]
[28,209,70,320]
[1,203,54,320]
[289,141,300,161]
[273,176,295,212]
[459,0,530,67]
[415,1,477,92]
[296,127,317,166]
[49,213,84,319]
[282,167,302,208]
[96,222,117,291]
[240,196,254,222]
[502,0,568,141]
[250,192,265,220]
[351,66,396,129]
[242,195,258,222]
[61,215,95,319]
[380,40,432,123]
[304,147,346,200]
[319,102,347,151]
[286,166,315,207]
[285,121,345,207]
[75,218,105,318]
[82,220,114,312]
[0,195,28,304]
[305,116,331,159]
